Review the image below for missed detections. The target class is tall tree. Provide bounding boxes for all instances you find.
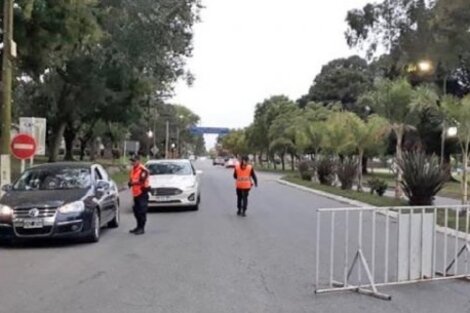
[299,56,373,111]
[359,78,419,198]
[441,95,470,204]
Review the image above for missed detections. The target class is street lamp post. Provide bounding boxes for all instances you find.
[147,130,154,159]
[440,74,449,167]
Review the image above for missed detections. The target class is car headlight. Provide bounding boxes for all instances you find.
[58,201,85,214]
[184,182,197,190]
[0,204,12,216]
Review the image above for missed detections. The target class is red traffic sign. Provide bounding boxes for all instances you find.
[10,134,37,160]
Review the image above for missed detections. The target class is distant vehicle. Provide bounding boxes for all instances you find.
[225,158,238,168]
[213,157,225,166]
[189,155,196,161]
[0,162,120,244]
[146,159,202,210]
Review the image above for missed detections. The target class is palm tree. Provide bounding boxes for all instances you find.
[361,78,419,198]
[349,114,389,191]
[441,95,470,204]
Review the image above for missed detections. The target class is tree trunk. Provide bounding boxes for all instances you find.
[462,147,469,204]
[357,150,364,192]
[63,126,76,161]
[79,139,88,161]
[90,138,98,161]
[362,156,368,175]
[395,128,404,199]
[291,153,295,171]
[281,153,285,171]
[48,122,67,162]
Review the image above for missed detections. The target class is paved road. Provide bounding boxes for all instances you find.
[1,160,469,313]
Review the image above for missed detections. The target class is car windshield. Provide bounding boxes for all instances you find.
[147,162,193,176]
[13,167,92,191]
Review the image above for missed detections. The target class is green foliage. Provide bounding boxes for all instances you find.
[298,160,314,181]
[14,0,103,77]
[221,129,249,157]
[10,0,201,161]
[337,158,358,190]
[363,78,417,127]
[345,0,435,59]
[300,56,373,110]
[323,112,358,155]
[317,157,336,186]
[398,151,448,205]
[441,95,470,203]
[367,178,388,196]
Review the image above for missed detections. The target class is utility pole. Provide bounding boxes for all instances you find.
[176,127,180,158]
[165,120,169,159]
[0,0,14,191]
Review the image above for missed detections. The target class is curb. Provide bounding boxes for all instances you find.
[277,178,470,240]
[276,178,372,208]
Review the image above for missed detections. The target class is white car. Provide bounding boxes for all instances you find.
[225,158,238,168]
[146,159,202,210]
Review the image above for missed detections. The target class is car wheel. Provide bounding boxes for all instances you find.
[193,194,201,211]
[108,203,120,228]
[85,209,100,243]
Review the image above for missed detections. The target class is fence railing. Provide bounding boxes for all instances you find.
[314,205,470,300]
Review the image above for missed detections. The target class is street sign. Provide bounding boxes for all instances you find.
[10,134,37,160]
[19,117,47,155]
[124,141,140,154]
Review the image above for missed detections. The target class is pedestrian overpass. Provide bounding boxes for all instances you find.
[189,127,230,136]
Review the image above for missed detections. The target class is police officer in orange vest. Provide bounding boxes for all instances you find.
[233,156,258,216]
[128,155,150,235]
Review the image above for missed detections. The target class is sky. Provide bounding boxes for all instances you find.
[171,0,371,149]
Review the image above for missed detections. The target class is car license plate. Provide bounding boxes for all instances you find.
[23,219,43,229]
[155,196,170,202]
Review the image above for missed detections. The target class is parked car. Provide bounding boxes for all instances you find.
[146,159,202,210]
[213,157,225,166]
[0,162,120,243]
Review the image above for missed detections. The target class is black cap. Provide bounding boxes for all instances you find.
[129,154,140,162]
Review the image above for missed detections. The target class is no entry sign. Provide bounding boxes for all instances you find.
[10,134,37,160]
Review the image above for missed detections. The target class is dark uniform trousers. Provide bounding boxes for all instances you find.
[236,188,250,212]
[133,193,149,229]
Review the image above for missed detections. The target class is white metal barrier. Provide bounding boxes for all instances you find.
[314,205,470,300]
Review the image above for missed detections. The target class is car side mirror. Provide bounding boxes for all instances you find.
[96,180,110,193]
[1,184,12,192]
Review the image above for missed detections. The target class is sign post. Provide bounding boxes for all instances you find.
[19,117,46,167]
[11,134,37,173]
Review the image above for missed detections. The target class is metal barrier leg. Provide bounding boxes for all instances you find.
[443,244,470,275]
[336,249,392,300]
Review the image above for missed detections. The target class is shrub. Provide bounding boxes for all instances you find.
[398,151,448,205]
[298,160,314,181]
[337,158,358,190]
[317,157,336,186]
[367,178,388,196]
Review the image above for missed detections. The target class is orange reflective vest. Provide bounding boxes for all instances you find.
[129,163,150,197]
[235,164,253,190]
